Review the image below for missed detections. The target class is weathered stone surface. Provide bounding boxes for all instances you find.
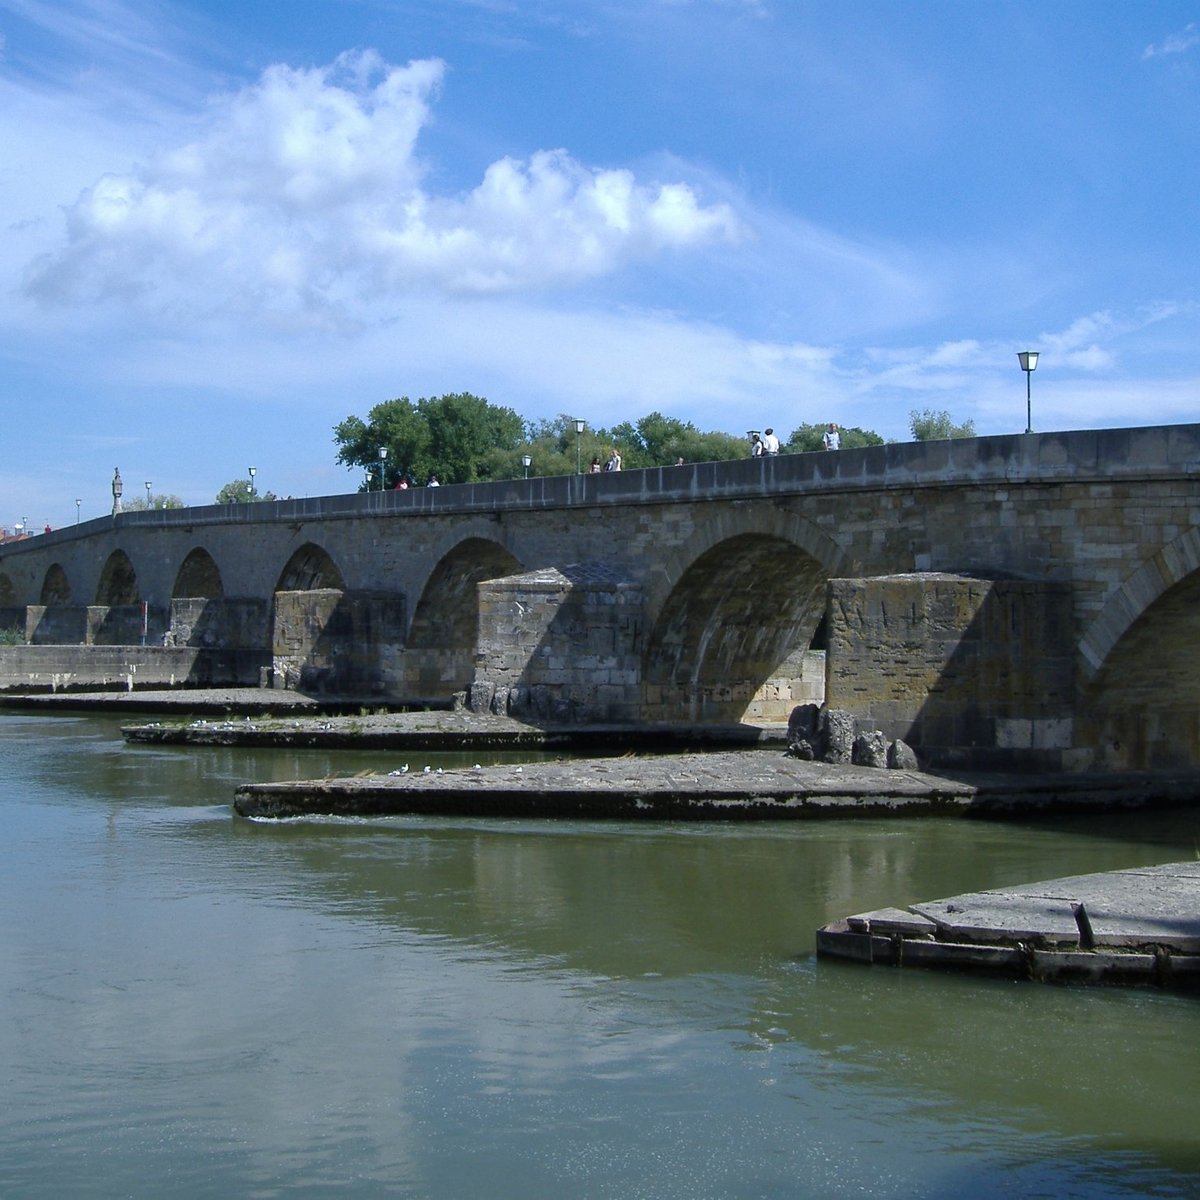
[888,739,919,770]
[819,861,1200,987]
[822,708,856,764]
[852,730,888,768]
[5,424,1200,770]
[788,703,820,744]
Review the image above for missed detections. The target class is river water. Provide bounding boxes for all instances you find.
[2,711,1199,1198]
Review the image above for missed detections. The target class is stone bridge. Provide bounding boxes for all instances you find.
[3,423,1199,772]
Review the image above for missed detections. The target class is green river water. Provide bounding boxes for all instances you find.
[1,711,1198,1198]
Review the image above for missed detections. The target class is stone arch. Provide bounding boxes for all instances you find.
[275,543,345,593]
[640,504,848,636]
[39,564,71,605]
[408,536,524,653]
[0,572,13,607]
[1078,562,1200,769]
[173,547,224,599]
[96,550,140,606]
[1078,526,1200,681]
[643,533,831,723]
[403,536,524,701]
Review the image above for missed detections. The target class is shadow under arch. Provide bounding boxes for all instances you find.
[407,537,524,698]
[275,542,346,593]
[96,549,140,606]
[0,572,13,608]
[39,564,71,605]
[173,547,224,599]
[1078,526,1200,681]
[1078,563,1200,769]
[643,533,830,724]
[640,504,849,629]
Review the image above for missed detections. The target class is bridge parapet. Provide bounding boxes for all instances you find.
[11,424,1198,551]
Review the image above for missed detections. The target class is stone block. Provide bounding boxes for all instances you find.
[852,731,888,768]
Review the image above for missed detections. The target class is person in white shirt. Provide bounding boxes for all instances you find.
[762,428,780,455]
[823,423,841,451]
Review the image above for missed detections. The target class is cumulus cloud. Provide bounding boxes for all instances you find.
[23,49,745,321]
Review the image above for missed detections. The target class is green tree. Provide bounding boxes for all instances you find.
[783,423,885,453]
[124,493,184,511]
[592,412,746,469]
[334,393,525,487]
[215,479,278,504]
[909,409,975,441]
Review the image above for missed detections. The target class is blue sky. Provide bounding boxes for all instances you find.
[2,0,1199,528]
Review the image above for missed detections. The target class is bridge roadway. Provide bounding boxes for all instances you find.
[2,423,1200,772]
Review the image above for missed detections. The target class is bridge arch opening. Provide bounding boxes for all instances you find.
[1081,566,1200,769]
[173,548,224,599]
[407,537,523,698]
[275,543,345,593]
[96,550,140,606]
[39,564,71,606]
[643,534,828,723]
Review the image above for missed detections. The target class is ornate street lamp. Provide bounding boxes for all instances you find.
[145,481,152,508]
[379,446,388,491]
[573,418,585,474]
[1018,350,1039,434]
[521,453,532,480]
[111,468,123,515]
[75,498,82,524]
[248,466,257,499]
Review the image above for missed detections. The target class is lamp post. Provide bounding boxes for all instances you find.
[75,499,81,524]
[573,418,585,474]
[521,453,532,480]
[111,468,123,516]
[145,481,152,508]
[1017,350,1039,434]
[248,466,257,499]
[378,447,388,491]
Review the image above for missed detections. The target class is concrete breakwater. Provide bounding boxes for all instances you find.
[6,688,1200,822]
[231,748,1200,821]
[817,862,1200,989]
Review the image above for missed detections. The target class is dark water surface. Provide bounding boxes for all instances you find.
[2,712,1199,1198]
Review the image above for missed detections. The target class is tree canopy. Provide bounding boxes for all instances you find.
[216,478,278,504]
[123,493,184,511]
[333,392,981,487]
[909,408,976,441]
[334,393,526,488]
[782,423,884,453]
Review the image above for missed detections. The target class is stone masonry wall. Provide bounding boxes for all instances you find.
[271,589,407,696]
[0,645,262,692]
[475,566,644,723]
[826,574,1076,770]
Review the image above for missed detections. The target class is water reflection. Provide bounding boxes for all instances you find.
[2,713,1199,1198]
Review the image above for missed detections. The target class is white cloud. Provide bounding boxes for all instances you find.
[1142,23,1200,60]
[23,49,745,322]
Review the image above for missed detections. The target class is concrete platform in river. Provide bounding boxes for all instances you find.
[817,862,1200,988]
[232,751,1200,822]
